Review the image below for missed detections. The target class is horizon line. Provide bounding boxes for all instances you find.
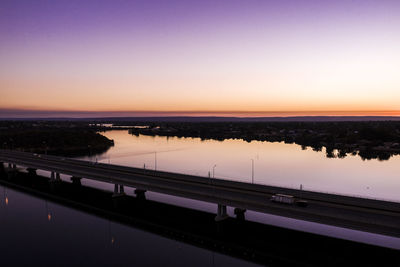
[1,108,400,119]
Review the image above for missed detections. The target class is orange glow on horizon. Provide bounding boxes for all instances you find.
[1,107,399,118]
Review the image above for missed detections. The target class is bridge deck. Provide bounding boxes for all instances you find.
[1,149,399,238]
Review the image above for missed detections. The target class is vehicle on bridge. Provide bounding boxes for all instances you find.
[271,194,308,207]
[271,194,295,204]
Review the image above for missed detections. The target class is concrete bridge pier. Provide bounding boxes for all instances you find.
[3,162,16,179]
[49,171,61,191]
[215,204,229,222]
[50,171,56,181]
[134,189,147,200]
[12,164,17,169]
[234,208,246,220]
[27,168,37,176]
[71,176,82,186]
[1,162,14,178]
[112,184,126,198]
[112,184,127,209]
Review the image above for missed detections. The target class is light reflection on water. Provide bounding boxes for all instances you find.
[88,130,400,202]
[0,185,260,267]
[71,130,400,250]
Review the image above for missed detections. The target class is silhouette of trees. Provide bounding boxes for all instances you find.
[127,121,400,161]
[0,121,114,156]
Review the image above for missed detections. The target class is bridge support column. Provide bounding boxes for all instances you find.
[134,189,146,200]
[112,184,126,198]
[8,163,12,169]
[71,176,82,186]
[12,164,16,169]
[215,204,229,222]
[50,171,55,181]
[234,208,246,220]
[27,168,37,176]
[49,171,61,191]
[114,184,118,194]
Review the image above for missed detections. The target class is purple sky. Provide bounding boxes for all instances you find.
[1,0,400,117]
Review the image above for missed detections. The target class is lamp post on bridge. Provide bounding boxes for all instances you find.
[212,164,217,178]
[154,151,157,171]
[251,159,254,184]
[88,145,92,161]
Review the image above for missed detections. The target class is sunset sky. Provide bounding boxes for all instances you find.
[1,0,400,117]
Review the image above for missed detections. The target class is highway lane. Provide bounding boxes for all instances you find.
[3,150,400,212]
[2,150,400,212]
[1,150,400,216]
[1,150,400,237]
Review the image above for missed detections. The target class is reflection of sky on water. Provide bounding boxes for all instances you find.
[65,130,400,250]
[85,130,400,202]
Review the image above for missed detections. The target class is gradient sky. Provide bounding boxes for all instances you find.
[1,0,400,116]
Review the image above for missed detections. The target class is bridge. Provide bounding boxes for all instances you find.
[1,149,399,238]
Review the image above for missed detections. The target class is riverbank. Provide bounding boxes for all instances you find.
[127,121,400,160]
[0,121,114,156]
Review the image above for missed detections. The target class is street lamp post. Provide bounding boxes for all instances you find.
[154,151,157,171]
[88,145,92,161]
[212,164,217,178]
[251,159,254,184]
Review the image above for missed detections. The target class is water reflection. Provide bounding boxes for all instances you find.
[0,185,260,267]
[108,221,115,245]
[28,169,400,251]
[45,201,52,221]
[4,187,8,205]
[86,130,400,202]
[127,122,400,161]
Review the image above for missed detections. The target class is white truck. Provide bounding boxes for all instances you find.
[271,194,308,207]
[271,194,295,204]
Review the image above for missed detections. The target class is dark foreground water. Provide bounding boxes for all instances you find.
[0,185,260,267]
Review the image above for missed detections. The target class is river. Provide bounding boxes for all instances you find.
[4,129,400,261]
[93,130,400,202]
[74,130,400,250]
[0,184,259,267]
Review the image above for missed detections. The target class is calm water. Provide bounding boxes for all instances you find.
[74,130,400,250]
[95,130,400,202]
[0,185,260,267]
